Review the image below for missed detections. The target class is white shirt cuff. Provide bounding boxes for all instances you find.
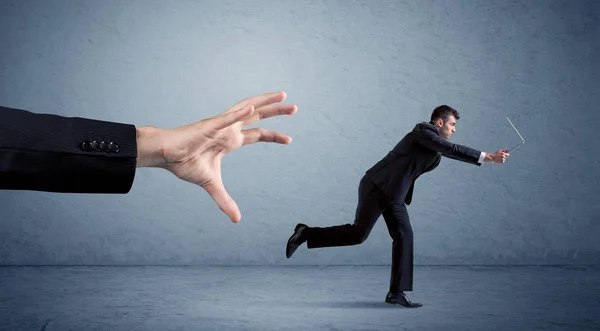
[478,152,486,164]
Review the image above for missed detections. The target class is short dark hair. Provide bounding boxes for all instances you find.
[430,105,460,122]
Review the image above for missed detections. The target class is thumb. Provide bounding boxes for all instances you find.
[203,179,242,223]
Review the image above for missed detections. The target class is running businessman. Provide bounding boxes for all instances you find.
[285,105,510,307]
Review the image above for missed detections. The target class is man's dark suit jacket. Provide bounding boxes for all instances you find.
[0,105,137,193]
[365,121,482,205]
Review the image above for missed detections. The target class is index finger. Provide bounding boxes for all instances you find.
[230,91,287,112]
[210,105,254,130]
[243,104,297,127]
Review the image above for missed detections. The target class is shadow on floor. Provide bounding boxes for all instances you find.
[303,300,405,309]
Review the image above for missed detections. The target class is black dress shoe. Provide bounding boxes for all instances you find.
[286,223,308,258]
[385,292,423,308]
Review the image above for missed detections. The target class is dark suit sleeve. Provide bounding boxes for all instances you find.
[0,105,138,193]
[415,126,482,166]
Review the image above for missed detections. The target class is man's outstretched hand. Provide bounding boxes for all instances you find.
[135,91,297,223]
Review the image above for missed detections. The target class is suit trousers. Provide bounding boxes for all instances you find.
[304,175,414,292]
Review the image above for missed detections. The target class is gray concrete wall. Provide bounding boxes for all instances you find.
[1,0,598,265]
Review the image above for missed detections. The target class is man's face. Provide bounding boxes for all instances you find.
[437,115,456,139]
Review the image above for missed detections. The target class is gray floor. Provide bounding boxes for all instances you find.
[1,266,599,331]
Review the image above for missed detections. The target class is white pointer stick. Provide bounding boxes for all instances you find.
[506,117,525,152]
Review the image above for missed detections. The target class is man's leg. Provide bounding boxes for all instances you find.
[303,176,388,249]
[382,202,414,293]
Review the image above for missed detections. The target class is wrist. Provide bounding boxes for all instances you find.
[136,126,166,168]
[484,152,495,162]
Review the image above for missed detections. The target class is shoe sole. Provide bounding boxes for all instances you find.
[385,300,423,308]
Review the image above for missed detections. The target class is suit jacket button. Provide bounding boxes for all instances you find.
[81,140,92,151]
[91,140,101,151]
[100,141,110,152]
[108,142,120,153]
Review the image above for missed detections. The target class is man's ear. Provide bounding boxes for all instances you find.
[434,118,443,128]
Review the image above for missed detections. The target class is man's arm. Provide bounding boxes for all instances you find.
[416,126,509,165]
[0,105,137,193]
[1,91,297,222]
[445,151,493,165]
[415,126,482,165]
